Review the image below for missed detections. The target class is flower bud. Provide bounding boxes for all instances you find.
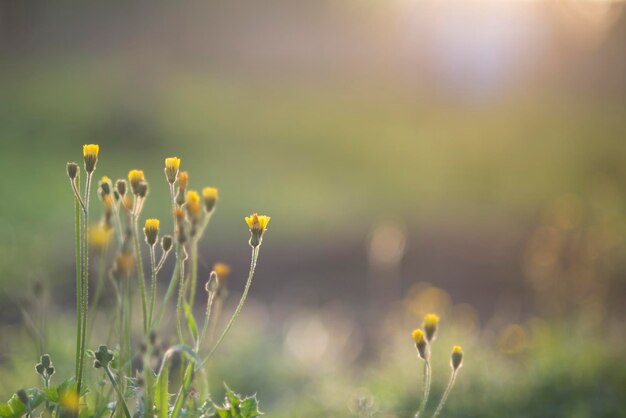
[245,213,271,247]
[116,179,127,197]
[83,144,99,173]
[128,169,145,194]
[144,218,160,246]
[412,329,428,360]
[451,345,463,370]
[67,162,79,180]
[165,157,181,184]
[424,313,440,342]
[202,187,218,213]
[161,235,173,252]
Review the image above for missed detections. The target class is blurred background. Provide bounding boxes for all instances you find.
[2,0,626,416]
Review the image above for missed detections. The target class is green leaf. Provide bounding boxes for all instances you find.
[0,394,26,418]
[183,301,199,343]
[239,397,261,418]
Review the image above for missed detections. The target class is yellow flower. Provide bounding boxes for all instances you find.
[245,213,271,247]
[89,224,112,251]
[165,157,181,183]
[202,187,219,213]
[128,169,145,194]
[424,313,440,342]
[83,144,99,158]
[60,389,79,413]
[451,345,464,370]
[144,218,160,246]
[178,171,189,190]
[82,144,99,173]
[186,190,202,220]
[412,328,425,344]
[412,328,428,360]
[213,262,231,280]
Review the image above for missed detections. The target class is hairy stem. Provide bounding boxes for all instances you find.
[148,245,157,327]
[202,246,259,366]
[104,366,132,418]
[77,172,92,394]
[415,360,431,418]
[132,216,149,334]
[431,370,458,418]
[72,177,82,380]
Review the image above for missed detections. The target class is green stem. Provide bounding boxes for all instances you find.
[415,360,431,418]
[148,245,157,328]
[201,246,259,366]
[197,291,216,353]
[72,177,82,380]
[132,217,149,334]
[77,172,92,394]
[154,254,179,329]
[431,370,458,418]
[188,240,199,310]
[87,248,108,345]
[104,366,132,418]
[176,246,187,344]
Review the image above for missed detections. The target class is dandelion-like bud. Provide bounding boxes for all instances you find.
[144,218,160,246]
[424,313,440,342]
[89,224,112,251]
[186,190,202,221]
[16,390,29,406]
[245,213,271,247]
[174,207,187,243]
[114,251,134,277]
[202,187,219,213]
[83,144,99,173]
[165,157,181,184]
[92,344,114,369]
[412,329,428,360]
[116,179,127,197]
[205,271,219,294]
[178,171,189,190]
[128,169,145,194]
[161,235,173,252]
[67,162,79,180]
[99,176,112,196]
[135,181,149,199]
[213,262,231,281]
[451,345,463,370]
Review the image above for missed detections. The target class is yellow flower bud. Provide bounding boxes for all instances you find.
[144,218,160,246]
[128,169,145,194]
[451,345,463,370]
[412,328,428,360]
[202,187,219,213]
[245,213,271,247]
[164,157,181,183]
[83,144,99,173]
[424,313,440,342]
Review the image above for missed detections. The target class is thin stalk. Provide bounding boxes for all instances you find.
[132,216,149,334]
[148,245,157,327]
[72,177,82,379]
[415,360,431,418]
[431,370,458,418]
[175,246,188,344]
[87,248,109,345]
[188,215,211,311]
[154,255,179,329]
[77,171,92,394]
[202,246,259,366]
[197,291,216,352]
[104,366,132,418]
[188,240,199,309]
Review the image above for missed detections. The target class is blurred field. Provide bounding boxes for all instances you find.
[2,1,626,417]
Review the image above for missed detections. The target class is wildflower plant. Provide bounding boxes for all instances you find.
[412,314,464,418]
[0,146,269,418]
